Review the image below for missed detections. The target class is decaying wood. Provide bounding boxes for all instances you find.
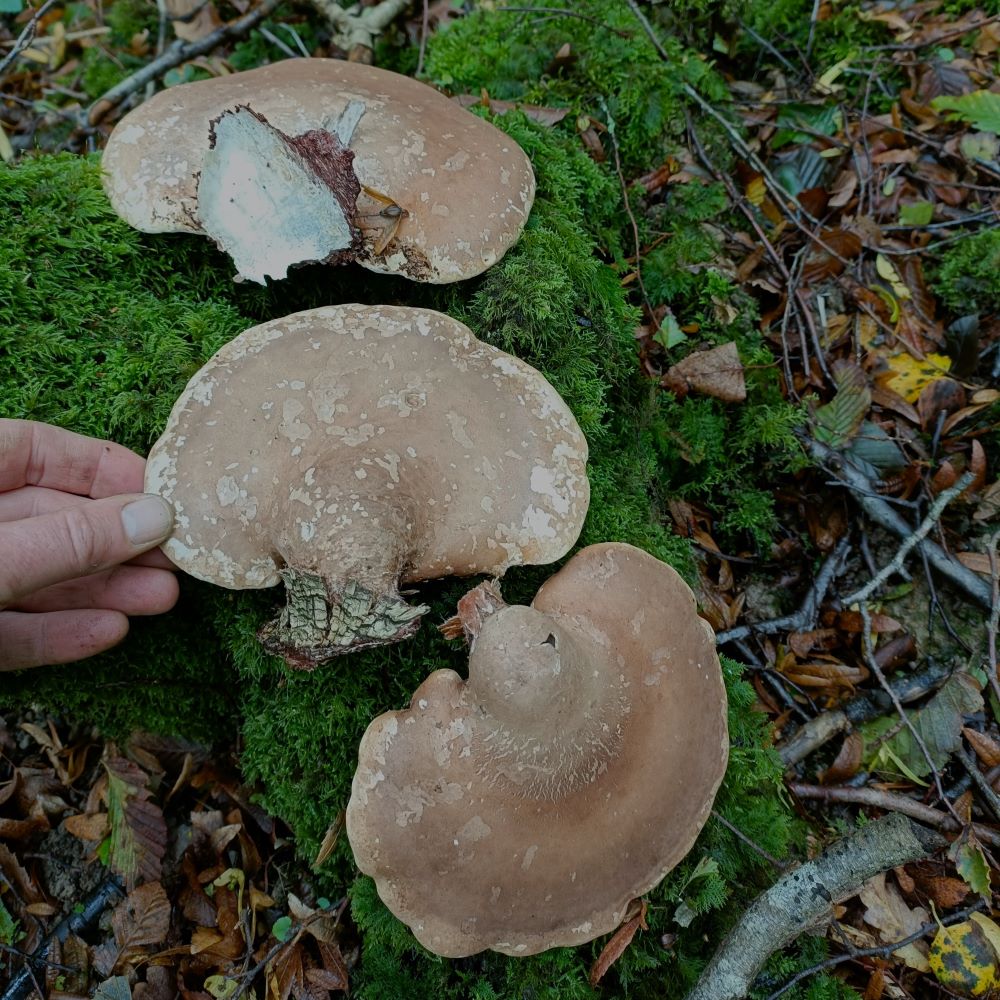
[686,814,945,1000]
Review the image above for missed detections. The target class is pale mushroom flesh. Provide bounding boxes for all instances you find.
[102,59,536,284]
[346,542,729,957]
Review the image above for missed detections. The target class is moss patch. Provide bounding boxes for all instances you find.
[1,5,832,994]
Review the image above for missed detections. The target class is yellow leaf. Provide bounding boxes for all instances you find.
[885,352,952,403]
[815,54,854,94]
[929,913,1000,996]
[746,175,765,206]
[876,253,912,301]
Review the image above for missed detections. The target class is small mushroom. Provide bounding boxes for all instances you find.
[346,542,728,957]
[102,59,535,284]
[145,305,588,666]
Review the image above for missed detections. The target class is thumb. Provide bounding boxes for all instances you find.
[0,494,174,608]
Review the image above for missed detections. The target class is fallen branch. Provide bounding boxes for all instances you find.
[716,537,850,645]
[310,0,409,62]
[789,783,1000,847]
[686,813,945,1000]
[87,0,283,124]
[779,657,950,765]
[805,437,992,609]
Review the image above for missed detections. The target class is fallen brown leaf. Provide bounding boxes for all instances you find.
[589,900,648,986]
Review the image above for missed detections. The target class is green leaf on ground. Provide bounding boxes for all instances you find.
[953,838,992,898]
[865,672,983,779]
[932,91,1000,134]
[899,202,935,226]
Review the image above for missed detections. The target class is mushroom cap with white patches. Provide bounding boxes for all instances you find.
[346,543,729,958]
[145,304,589,592]
[101,58,535,283]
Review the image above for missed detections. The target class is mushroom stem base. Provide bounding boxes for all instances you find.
[259,569,429,669]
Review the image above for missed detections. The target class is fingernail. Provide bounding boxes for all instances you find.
[122,495,174,546]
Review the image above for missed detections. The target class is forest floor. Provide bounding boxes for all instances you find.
[3,0,1000,998]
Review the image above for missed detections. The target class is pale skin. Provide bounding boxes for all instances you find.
[0,420,179,670]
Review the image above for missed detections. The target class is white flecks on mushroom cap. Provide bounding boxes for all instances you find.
[145,304,589,593]
[101,59,536,283]
[345,543,730,958]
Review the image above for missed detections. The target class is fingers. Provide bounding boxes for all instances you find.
[11,565,180,615]
[0,609,130,670]
[0,486,176,570]
[0,419,148,497]
[0,494,174,608]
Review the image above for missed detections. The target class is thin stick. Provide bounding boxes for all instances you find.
[956,746,1000,824]
[804,437,992,609]
[789,782,1000,846]
[716,538,850,645]
[842,473,974,607]
[500,5,633,38]
[857,603,961,824]
[765,901,988,1000]
[0,0,60,78]
[711,810,787,871]
[87,0,283,124]
[416,0,430,76]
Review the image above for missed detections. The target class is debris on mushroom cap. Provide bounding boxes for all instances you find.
[101,59,536,284]
[346,542,729,958]
[144,304,589,667]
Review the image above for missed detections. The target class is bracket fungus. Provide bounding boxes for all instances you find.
[346,542,729,958]
[144,305,589,667]
[102,59,535,284]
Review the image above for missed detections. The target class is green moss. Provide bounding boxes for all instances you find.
[424,1,711,172]
[1,10,818,994]
[932,228,1000,316]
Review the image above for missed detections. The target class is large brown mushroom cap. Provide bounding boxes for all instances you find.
[346,542,729,957]
[145,305,588,664]
[102,59,535,283]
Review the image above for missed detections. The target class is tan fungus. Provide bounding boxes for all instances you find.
[101,59,535,284]
[144,305,589,666]
[346,542,729,957]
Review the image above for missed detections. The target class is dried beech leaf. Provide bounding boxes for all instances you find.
[64,811,109,841]
[589,900,648,986]
[104,756,167,888]
[662,342,746,402]
[962,728,1000,769]
[860,872,930,972]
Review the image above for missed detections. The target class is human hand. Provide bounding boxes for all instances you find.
[0,419,179,670]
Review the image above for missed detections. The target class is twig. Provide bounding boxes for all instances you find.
[764,900,989,1000]
[857,603,961,823]
[804,437,992,609]
[789,783,1000,847]
[686,814,945,1000]
[87,0,284,124]
[712,810,788,871]
[499,6,633,38]
[716,538,850,645]
[0,0,60,78]
[841,474,972,607]
[987,529,1000,707]
[779,658,950,766]
[416,0,429,76]
[956,746,1000,824]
